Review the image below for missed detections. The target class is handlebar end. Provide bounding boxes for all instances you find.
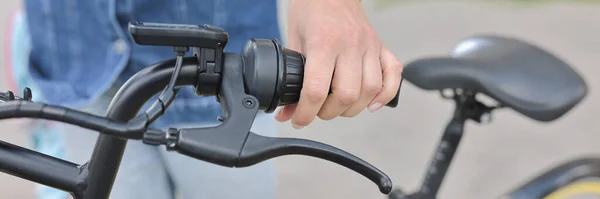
[379,177,393,194]
[385,78,403,108]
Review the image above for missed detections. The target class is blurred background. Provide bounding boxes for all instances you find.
[0,0,599,199]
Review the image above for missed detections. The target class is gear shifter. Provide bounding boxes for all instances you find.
[130,22,398,195]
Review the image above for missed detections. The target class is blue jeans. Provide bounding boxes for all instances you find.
[9,11,277,199]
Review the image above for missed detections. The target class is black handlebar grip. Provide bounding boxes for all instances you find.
[275,45,402,108]
[276,48,305,106]
[242,39,401,113]
[386,78,402,108]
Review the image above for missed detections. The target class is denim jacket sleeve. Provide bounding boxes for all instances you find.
[23,0,281,127]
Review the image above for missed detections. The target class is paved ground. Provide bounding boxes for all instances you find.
[0,1,599,199]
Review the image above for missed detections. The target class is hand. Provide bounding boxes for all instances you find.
[275,0,403,129]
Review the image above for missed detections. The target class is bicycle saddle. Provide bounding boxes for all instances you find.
[403,35,587,121]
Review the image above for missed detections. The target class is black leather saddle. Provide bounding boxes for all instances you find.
[403,35,587,121]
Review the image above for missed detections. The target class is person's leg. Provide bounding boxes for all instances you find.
[159,112,278,199]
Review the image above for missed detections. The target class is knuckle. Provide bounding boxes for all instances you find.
[341,113,358,118]
[302,86,327,103]
[341,109,360,118]
[345,28,364,48]
[317,112,336,121]
[364,81,383,95]
[294,120,311,127]
[385,59,403,76]
[311,26,342,47]
[371,40,382,50]
[336,89,360,105]
[293,114,315,127]
[367,29,381,43]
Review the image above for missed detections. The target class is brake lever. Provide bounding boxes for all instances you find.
[169,128,392,194]
[240,133,393,194]
[143,51,393,194]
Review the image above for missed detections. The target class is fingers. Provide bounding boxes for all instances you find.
[342,44,382,117]
[369,46,403,108]
[317,48,363,120]
[275,104,297,122]
[277,45,400,129]
[290,43,337,128]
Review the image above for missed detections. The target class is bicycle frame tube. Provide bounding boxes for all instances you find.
[82,57,199,199]
[391,94,480,199]
[0,140,81,193]
[417,105,466,198]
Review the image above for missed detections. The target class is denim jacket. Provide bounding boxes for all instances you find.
[22,0,281,128]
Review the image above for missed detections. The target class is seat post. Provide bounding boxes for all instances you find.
[414,91,492,199]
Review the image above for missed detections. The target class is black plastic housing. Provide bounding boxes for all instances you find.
[128,22,228,48]
[241,39,305,113]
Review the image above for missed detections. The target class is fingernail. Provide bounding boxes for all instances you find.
[292,123,304,129]
[368,103,383,113]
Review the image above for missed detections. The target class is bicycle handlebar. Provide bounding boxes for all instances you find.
[0,22,402,196]
[238,38,401,112]
[146,49,394,194]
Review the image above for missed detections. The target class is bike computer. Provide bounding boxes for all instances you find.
[128,21,228,48]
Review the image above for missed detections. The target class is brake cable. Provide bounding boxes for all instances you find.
[0,46,192,139]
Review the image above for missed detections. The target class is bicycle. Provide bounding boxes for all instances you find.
[387,35,594,199]
[0,21,593,199]
[0,22,400,199]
